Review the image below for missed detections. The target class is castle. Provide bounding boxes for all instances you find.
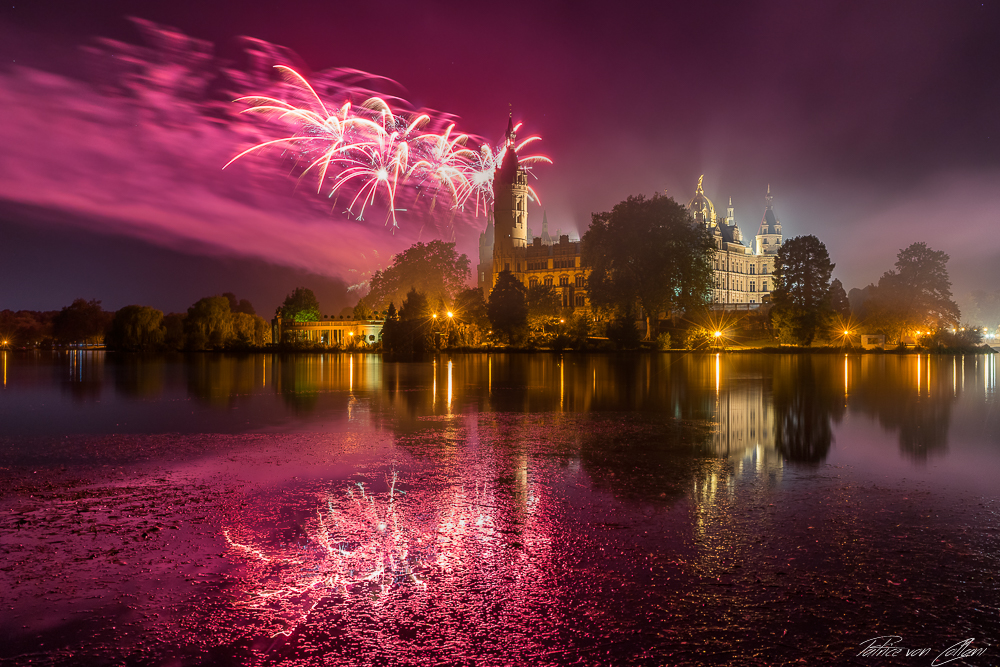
[688,176,784,306]
[477,119,784,311]
[476,118,589,311]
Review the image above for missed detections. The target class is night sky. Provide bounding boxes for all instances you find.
[1,0,998,316]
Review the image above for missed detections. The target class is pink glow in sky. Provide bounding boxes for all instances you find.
[2,2,1000,313]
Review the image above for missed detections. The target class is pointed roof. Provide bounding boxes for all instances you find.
[758,185,779,234]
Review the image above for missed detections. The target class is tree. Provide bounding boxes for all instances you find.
[771,235,835,345]
[365,240,471,312]
[827,279,850,318]
[855,243,960,343]
[52,299,112,345]
[162,313,185,350]
[453,287,489,346]
[967,289,1000,328]
[231,312,271,347]
[105,305,164,351]
[281,287,321,322]
[525,284,561,335]
[185,296,232,350]
[582,193,715,339]
[353,300,375,320]
[890,242,960,329]
[487,270,528,344]
[382,289,433,358]
[223,292,256,315]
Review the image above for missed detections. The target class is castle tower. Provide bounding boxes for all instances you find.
[726,197,735,226]
[491,117,529,286]
[755,184,783,255]
[540,210,553,245]
[688,175,717,227]
[476,211,495,295]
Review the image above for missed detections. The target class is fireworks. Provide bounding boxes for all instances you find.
[224,473,497,637]
[225,66,550,228]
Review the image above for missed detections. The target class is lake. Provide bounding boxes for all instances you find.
[1,350,997,665]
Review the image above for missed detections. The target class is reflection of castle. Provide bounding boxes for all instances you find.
[476,126,784,310]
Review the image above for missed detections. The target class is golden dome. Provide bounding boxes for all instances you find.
[687,174,716,224]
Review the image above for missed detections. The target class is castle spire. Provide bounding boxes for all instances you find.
[505,114,516,147]
[765,183,773,208]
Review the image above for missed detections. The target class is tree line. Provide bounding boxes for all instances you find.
[0,293,270,352]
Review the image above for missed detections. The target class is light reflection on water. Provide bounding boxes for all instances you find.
[0,351,998,664]
[1,351,998,472]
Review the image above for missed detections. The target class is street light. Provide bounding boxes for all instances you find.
[447,311,453,319]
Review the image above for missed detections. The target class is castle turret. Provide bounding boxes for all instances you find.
[755,185,783,255]
[540,210,553,245]
[491,117,529,286]
[477,212,495,295]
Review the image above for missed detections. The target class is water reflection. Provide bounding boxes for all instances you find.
[847,355,961,461]
[224,465,558,660]
[60,349,105,402]
[772,356,846,465]
[2,351,997,471]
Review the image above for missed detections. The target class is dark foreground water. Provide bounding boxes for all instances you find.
[0,350,998,666]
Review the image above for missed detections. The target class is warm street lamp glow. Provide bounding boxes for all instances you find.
[559,318,565,323]
[447,311,453,318]
[844,330,851,336]
[714,331,722,338]
[432,314,438,319]
[348,332,354,336]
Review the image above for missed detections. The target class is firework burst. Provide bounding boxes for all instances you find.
[225,66,550,228]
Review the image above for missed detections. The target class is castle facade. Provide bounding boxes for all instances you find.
[477,121,784,311]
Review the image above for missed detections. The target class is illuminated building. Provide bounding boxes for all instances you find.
[478,118,590,311]
[477,126,784,314]
[273,316,384,346]
[688,176,784,307]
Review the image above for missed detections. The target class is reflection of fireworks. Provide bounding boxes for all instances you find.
[224,473,497,637]
[225,66,551,227]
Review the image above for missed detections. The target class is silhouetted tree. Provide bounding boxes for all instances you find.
[162,313,185,350]
[827,278,850,317]
[583,194,714,339]
[52,299,112,345]
[488,271,528,344]
[382,289,433,358]
[525,284,561,336]
[364,240,471,312]
[223,292,257,315]
[453,288,489,345]
[855,243,960,343]
[185,296,232,350]
[771,235,836,345]
[106,305,164,351]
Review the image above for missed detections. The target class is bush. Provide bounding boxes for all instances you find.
[656,332,671,350]
[606,313,641,349]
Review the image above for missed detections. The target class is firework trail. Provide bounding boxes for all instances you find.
[226,66,550,229]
